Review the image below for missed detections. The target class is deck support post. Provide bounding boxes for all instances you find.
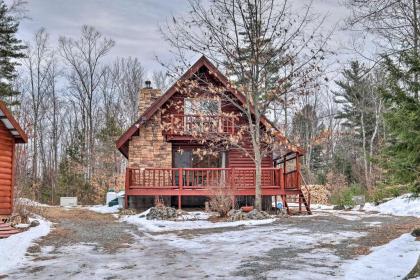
[125,168,130,209]
[178,168,183,209]
[274,195,278,214]
[296,152,301,189]
[298,195,302,213]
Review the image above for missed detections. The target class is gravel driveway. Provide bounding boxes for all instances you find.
[1,207,418,280]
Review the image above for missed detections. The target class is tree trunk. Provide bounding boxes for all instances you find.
[360,112,369,188]
[254,151,262,211]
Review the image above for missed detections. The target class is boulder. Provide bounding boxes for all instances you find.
[30,220,40,227]
[146,206,177,220]
[412,228,420,237]
[228,209,271,221]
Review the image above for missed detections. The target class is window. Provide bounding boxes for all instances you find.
[184,98,220,115]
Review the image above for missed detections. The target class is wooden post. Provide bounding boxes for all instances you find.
[124,168,130,209]
[178,168,183,209]
[298,195,302,213]
[296,152,301,189]
[230,168,235,209]
[279,168,284,193]
[283,155,287,189]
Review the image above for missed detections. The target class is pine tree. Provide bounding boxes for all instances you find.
[381,52,420,194]
[333,61,383,188]
[0,1,26,105]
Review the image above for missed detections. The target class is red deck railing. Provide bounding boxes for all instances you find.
[124,167,308,210]
[124,167,303,197]
[168,114,235,136]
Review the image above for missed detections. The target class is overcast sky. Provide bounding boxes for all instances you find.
[12,0,355,78]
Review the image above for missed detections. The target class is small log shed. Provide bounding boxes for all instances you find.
[0,101,27,216]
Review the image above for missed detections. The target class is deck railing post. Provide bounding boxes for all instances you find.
[296,152,301,190]
[178,168,183,209]
[279,168,284,193]
[125,168,130,209]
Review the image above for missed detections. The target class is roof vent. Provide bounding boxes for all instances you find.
[145,80,152,89]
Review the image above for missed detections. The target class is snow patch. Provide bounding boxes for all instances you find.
[87,204,121,214]
[18,198,51,207]
[364,194,420,217]
[310,204,335,210]
[0,218,51,273]
[121,210,276,233]
[343,233,420,280]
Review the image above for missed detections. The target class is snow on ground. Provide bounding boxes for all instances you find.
[87,204,121,214]
[0,218,51,273]
[343,233,420,280]
[310,203,335,210]
[364,194,420,218]
[121,211,276,233]
[18,198,51,207]
[150,225,365,279]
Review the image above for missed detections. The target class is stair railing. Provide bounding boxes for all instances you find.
[299,173,311,209]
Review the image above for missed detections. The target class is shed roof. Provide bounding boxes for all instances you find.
[0,101,28,143]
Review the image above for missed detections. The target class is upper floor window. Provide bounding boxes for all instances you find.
[184,98,220,115]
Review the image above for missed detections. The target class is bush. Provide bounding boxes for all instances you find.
[369,184,410,203]
[330,184,365,207]
[208,186,234,217]
[412,228,420,237]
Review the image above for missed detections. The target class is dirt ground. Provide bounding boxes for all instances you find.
[1,207,419,280]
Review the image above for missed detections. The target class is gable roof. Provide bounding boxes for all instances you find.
[0,101,28,144]
[116,55,303,158]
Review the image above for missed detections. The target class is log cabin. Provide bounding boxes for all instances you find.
[116,56,311,214]
[0,101,27,217]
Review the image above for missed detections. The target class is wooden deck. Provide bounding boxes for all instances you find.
[124,167,311,213]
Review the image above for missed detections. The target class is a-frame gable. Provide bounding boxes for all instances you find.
[116,56,302,158]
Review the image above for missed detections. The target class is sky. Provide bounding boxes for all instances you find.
[10,0,356,78]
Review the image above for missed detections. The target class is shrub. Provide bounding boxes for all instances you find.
[369,184,410,203]
[208,186,234,217]
[330,184,365,207]
[412,228,420,237]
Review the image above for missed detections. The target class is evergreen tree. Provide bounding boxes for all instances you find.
[333,61,383,188]
[0,1,26,105]
[291,104,326,174]
[381,52,420,194]
[333,61,376,137]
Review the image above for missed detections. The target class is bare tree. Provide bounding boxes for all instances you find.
[345,0,420,99]
[59,25,115,180]
[110,57,144,125]
[152,70,171,91]
[24,28,54,199]
[164,0,331,210]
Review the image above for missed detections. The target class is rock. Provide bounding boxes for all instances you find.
[228,209,271,221]
[411,228,420,237]
[146,206,177,220]
[30,220,40,227]
[227,209,241,217]
[120,209,137,216]
[333,205,345,210]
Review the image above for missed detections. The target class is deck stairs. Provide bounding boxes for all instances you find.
[0,221,20,239]
[282,191,311,215]
[282,174,312,215]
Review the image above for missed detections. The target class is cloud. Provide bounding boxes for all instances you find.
[16,0,189,72]
[14,0,354,78]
